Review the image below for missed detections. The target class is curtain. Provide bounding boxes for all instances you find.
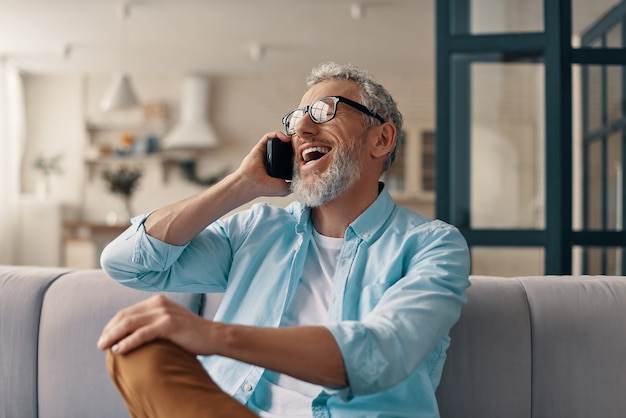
[0,59,26,264]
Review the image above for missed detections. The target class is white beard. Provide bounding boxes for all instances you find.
[290,140,362,207]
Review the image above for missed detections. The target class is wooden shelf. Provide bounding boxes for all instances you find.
[84,154,169,181]
[83,118,210,185]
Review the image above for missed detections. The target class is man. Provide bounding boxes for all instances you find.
[98,62,470,417]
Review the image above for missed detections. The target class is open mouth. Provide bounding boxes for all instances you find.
[302,146,331,164]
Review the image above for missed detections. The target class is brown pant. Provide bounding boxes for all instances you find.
[106,339,258,418]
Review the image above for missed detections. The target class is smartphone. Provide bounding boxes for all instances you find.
[265,138,294,180]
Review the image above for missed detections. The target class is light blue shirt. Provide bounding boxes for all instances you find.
[100,184,470,417]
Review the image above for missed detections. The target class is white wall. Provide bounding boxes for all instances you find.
[22,75,84,205]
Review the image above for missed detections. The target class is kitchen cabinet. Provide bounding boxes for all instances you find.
[382,126,435,204]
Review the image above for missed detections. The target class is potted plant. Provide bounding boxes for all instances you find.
[33,154,64,198]
[101,166,142,224]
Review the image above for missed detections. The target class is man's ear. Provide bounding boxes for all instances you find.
[370,122,397,159]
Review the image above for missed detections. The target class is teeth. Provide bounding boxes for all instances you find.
[302,146,330,162]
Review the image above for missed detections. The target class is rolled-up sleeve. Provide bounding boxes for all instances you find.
[100,213,233,293]
[324,224,470,399]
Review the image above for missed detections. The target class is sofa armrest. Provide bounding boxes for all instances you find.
[0,266,71,418]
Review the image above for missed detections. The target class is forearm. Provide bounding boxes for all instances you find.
[99,174,250,283]
[212,323,348,388]
[98,295,345,387]
[99,174,252,283]
[144,172,258,245]
[138,132,292,245]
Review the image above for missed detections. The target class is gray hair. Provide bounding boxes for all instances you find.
[306,62,404,172]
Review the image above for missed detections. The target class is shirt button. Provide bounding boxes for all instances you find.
[243,383,253,392]
[363,233,370,238]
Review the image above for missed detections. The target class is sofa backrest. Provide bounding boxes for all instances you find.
[4,267,626,418]
[436,275,626,418]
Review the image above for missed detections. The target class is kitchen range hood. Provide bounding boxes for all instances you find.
[161,75,218,150]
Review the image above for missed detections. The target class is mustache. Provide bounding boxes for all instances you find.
[296,137,333,147]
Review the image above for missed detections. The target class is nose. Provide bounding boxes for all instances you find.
[293,110,318,139]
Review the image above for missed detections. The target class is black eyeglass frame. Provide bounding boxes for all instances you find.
[281,95,385,135]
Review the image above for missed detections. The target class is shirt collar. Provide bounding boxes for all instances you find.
[347,182,395,242]
[292,201,311,234]
[291,182,395,242]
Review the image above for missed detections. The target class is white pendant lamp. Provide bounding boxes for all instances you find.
[100,73,139,111]
[100,2,140,112]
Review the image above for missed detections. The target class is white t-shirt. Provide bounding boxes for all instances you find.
[248,229,344,417]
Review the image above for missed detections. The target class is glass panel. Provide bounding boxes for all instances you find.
[588,247,604,273]
[607,66,622,124]
[587,139,603,230]
[574,0,622,47]
[471,247,544,276]
[607,132,623,230]
[586,66,602,134]
[573,246,625,275]
[451,0,543,34]
[606,21,623,48]
[469,62,545,229]
[573,65,625,231]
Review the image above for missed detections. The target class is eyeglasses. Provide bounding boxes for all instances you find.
[281,96,385,135]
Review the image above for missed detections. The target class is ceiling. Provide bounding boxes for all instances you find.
[0,0,433,77]
[0,0,620,77]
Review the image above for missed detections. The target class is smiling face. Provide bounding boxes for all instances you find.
[289,79,371,207]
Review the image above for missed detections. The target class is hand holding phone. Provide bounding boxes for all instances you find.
[265,138,294,180]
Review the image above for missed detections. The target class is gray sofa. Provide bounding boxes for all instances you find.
[1,265,625,418]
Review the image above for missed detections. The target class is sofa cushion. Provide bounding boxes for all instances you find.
[0,266,70,418]
[524,275,626,418]
[437,275,626,418]
[36,269,203,418]
[437,276,532,418]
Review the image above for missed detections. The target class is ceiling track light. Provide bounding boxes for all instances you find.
[350,3,365,20]
[249,42,265,62]
[61,43,72,60]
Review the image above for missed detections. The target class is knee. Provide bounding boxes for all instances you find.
[106,340,181,393]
